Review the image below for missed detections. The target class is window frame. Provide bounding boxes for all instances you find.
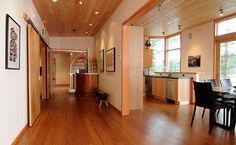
[149,33,181,73]
[166,34,181,72]
[215,15,236,36]
[214,14,236,81]
[149,37,166,72]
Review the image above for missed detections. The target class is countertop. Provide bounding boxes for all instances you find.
[144,75,179,79]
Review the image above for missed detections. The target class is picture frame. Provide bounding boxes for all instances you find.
[99,49,104,72]
[106,47,115,72]
[5,14,21,70]
[188,55,201,67]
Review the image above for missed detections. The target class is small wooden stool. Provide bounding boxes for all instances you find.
[95,88,110,108]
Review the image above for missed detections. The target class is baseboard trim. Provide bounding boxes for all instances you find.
[108,102,122,115]
[12,124,28,145]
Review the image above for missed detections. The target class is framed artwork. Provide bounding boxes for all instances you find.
[5,14,21,70]
[106,47,115,72]
[99,49,104,72]
[188,55,201,67]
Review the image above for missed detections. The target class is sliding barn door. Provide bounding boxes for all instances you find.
[27,24,40,126]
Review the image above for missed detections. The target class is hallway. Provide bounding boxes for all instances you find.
[16,87,235,145]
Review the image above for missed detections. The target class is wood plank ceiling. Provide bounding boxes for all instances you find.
[132,0,236,36]
[32,0,122,37]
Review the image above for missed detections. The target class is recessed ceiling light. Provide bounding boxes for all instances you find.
[94,10,100,15]
[85,32,88,34]
[219,9,224,16]
[178,25,182,30]
[79,0,85,5]
[89,23,93,26]
[52,0,58,2]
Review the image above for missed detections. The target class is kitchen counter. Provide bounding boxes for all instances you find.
[144,75,179,79]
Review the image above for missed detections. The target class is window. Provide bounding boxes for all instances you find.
[150,38,165,72]
[220,41,236,85]
[167,35,181,72]
[150,34,181,73]
[217,17,236,36]
[215,15,236,85]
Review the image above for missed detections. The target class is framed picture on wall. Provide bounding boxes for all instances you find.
[5,14,21,70]
[188,55,201,67]
[99,49,104,72]
[106,47,115,72]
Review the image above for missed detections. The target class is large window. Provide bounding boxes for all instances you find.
[220,41,236,85]
[150,38,165,72]
[217,17,236,36]
[216,16,236,85]
[150,34,181,73]
[167,35,181,72]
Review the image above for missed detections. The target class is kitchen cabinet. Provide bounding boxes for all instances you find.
[152,78,167,100]
[151,77,190,104]
[167,78,190,105]
[144,49,152,67]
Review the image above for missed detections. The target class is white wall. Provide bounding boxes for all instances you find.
[181,22,214,80]
[55,53,70,85]
[95,0,148,110]
[50,37,94,51]
[0,0,48,144]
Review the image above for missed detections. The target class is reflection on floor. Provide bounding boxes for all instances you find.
[16,86,235,145]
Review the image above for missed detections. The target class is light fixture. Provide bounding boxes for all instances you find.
[89,23,93,26]
[219,9,224,16]
[79,0,85,5]
[85,31,88,34]
[162,32,165,35]
[178,25,182,30]
[94,10,100,15]
[52,0,58,2]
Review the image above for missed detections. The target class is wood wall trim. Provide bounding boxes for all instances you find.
[11,124,28,145]
[121,26,130,116]
[123,0,164,25]
[215,32,236,42]
[215,12,236,23]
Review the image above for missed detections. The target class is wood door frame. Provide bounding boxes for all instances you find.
[121,0,164,115]
[215,32,236,80]
[40,39,48,100]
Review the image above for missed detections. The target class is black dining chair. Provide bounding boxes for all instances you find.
[219,78,235,127]
[191,81,229,133]
[220,79,232,87]
[202,79,219,118]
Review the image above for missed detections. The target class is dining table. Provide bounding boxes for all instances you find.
[213,86,236,129]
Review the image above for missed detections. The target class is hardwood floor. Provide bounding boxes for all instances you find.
[16,87,235,145]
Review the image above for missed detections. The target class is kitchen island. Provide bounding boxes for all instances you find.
[144,72,196,104]
[75,73,98,95]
